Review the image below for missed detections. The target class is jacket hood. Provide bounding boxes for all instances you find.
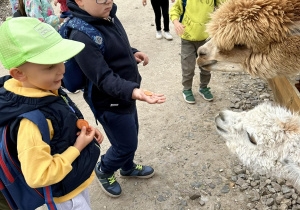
[67,0,117,22]
[0,77,61,126]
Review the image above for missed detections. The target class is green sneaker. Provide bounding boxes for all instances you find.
[182,89,195,104]
[199,87,214,101]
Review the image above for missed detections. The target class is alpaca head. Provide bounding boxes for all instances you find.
[197,0,300,79]
[215,102,300,189]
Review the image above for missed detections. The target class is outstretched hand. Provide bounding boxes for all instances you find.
[134,52,149,66]
[132,88,166,104]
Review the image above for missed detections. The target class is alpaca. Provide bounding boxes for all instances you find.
[196,0,300,79]
[215,102,300,190]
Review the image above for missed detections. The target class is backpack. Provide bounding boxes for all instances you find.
[59,17,105,93]
[0,110,57,210]
[179,0,217,23]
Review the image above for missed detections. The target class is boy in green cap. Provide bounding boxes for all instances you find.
[0,17,103,209]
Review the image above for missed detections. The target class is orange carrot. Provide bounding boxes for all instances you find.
[76,119,89,130]
[144,91,153,96]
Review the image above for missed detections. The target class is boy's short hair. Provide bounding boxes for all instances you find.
[0,17,85,69]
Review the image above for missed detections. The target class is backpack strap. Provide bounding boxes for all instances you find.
[17,110,57,210]
[179,0,217,23]
[65,17,105,54]
[179,0,187,23]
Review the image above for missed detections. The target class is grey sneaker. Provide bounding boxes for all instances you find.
[120,164,155,178]
[199,87,214,101]
[95,162,122,197]
[182,89,196,104]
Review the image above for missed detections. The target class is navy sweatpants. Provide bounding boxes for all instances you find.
[97,108,139,173]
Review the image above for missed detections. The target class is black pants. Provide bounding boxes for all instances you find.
[150,0,170,32]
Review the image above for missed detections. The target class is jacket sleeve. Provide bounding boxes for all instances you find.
[72,30,139,102]
[17,118,80,188]
[25,0,60,30]
[169,0,183,22]
[131,47,139,55]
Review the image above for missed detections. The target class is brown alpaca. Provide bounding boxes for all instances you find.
[196,0,300,79]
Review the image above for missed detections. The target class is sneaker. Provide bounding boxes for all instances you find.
[95,162,122,197]
[120,164,155,178]
[156,31,163,39]
[163,31,173,40]
[199,87,214,101]
[182,89,196,104]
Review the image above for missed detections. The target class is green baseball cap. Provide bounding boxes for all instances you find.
[0,17,85,69]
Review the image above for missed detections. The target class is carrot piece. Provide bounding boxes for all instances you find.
[144,91,153,96]
[76,119,89,130]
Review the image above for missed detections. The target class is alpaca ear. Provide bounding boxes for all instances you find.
[278,117,300,133]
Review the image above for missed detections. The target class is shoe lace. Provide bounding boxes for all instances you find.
[135,164,143,171]
[108,174,116,185]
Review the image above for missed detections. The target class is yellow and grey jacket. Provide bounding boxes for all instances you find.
[170,0,226,41]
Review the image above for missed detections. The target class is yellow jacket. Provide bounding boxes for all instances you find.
[4,79,95,204]
[170,0,226,41]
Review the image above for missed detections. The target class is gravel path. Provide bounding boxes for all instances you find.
[1,1,300,209]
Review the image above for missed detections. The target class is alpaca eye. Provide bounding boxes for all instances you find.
[247,132,257,145]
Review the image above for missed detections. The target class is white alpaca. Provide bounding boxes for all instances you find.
[215,102,300,190]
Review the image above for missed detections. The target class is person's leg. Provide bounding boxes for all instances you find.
[98,110,138,173]
[196,40,211,88]
[161,0,170,32]
[181,39,198,90]
[195,40,213,101]
[150,0,162,31]
[56,188,91,210]
[181,39,198,103]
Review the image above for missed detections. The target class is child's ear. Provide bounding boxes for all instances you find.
[9,67,27,82]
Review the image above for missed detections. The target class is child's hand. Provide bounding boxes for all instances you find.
[142,0,147,6]
[173,19,186,36]
[94,128,104,144]
[54,0,59,6]
[134,52,149,66]
[74,126,96,152]
[132,88,166,104]
[171,0,175,2]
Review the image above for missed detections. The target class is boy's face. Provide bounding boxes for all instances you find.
[76,0,113,18]
[16,62,65,91]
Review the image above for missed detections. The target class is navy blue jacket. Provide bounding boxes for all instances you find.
[67,1,142,114]
[0,77,100,197]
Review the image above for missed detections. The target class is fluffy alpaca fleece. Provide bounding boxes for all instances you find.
[215,102,300,190]
[196,0,300,79]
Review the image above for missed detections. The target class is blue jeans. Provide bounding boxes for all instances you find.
[96,108,139,174]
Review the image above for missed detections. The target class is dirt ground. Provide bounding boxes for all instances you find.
[0,1,274,209]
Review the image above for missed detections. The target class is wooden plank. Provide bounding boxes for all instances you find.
[267,76,300,112]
